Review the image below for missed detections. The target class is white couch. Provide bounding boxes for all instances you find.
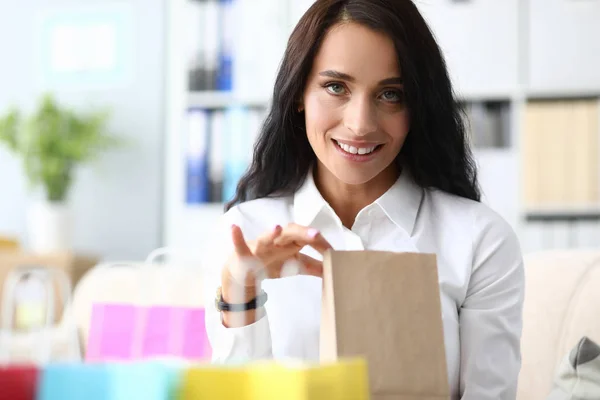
[517,250,600,399]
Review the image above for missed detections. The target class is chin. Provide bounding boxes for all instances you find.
[313,144,400,186]
[328,166,384,186]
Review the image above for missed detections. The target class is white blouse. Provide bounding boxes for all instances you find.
[204,170,525,400]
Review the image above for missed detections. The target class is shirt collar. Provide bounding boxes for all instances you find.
[292,169,329,227]
[292,168,423,236]
[374,168,423,236]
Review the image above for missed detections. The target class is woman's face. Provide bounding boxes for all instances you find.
[302,22,410,186]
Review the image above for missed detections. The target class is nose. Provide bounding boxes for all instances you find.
[344,96,377,136]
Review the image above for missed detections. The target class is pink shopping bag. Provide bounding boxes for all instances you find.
[83,248,212,362]
[86,304,211,362]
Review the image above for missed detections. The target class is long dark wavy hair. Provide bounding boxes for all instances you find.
[225,0,480,211]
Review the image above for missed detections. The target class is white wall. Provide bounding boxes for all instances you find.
[0,0,166,261]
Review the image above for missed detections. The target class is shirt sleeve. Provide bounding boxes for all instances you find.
[202,206,274,364]
[459,208,525,399]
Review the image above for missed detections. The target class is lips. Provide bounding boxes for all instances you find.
[335,141,375,155]
[333,139,383,155]
[330,139,385,163]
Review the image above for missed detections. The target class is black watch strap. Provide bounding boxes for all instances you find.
[215,287,268,312]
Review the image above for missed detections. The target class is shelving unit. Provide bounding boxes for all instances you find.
[187,91,270,109]
[164,0,600,254]
[163,0,297,251]
[524,207,600,222]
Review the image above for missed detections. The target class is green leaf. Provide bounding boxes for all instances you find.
[0,93,125,201]
[0,108,22,152]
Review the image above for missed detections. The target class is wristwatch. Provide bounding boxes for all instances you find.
[214,286,268,312]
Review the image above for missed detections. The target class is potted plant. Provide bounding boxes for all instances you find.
[0,93,122,253]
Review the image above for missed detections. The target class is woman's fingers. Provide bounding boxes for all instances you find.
[273,224,332,254]
[230,224,330,282]
[229,225,268,285]
[231,224,253,257]
[253,225,300,266]
[253,225,283,254]
[296,253,324,277]
[260,225,283,244]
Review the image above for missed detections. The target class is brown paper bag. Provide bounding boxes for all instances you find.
[320,250,450,400]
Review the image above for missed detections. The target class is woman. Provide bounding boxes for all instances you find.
[205,0,524,399]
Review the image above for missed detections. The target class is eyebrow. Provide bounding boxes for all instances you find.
[318,70,403,85]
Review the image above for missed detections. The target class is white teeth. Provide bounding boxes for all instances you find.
[335,140,377,155]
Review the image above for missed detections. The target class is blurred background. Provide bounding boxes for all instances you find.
[0,0,599,263]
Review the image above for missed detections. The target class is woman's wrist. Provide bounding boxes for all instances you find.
[221,279,262,304]
[220,283,265,328]
[220,269,265,328]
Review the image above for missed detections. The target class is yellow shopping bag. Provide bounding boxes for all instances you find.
[177,358,369,400]
[251,358,369,400]
[177,365,250,399]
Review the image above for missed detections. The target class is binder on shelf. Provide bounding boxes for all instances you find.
[522,102,542,207]
[544,101,568,206]
[569,100,599,205]
[468,102,494,148]
[203,0,220,90]
[522,99,599,209]
[186,108,211,204]
[209,110,225,203]
[217,0,235,91]
[464,101,510,149]
[587,100,599,202]
[222,107,251,203]
[186,0,289,95]
[490,102,511,148]
[187,0,207,91]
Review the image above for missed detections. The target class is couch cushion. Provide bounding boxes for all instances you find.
[518,251,600,400]
[546,336,600,399]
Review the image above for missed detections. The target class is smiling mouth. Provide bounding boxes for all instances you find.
[332,139,384,155]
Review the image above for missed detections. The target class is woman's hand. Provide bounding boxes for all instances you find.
[223,223,332,289]
[220,223,332,327]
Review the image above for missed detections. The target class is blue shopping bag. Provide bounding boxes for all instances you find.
[37,361,180,400]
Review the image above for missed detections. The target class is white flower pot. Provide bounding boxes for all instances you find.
[27,201,72,254]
